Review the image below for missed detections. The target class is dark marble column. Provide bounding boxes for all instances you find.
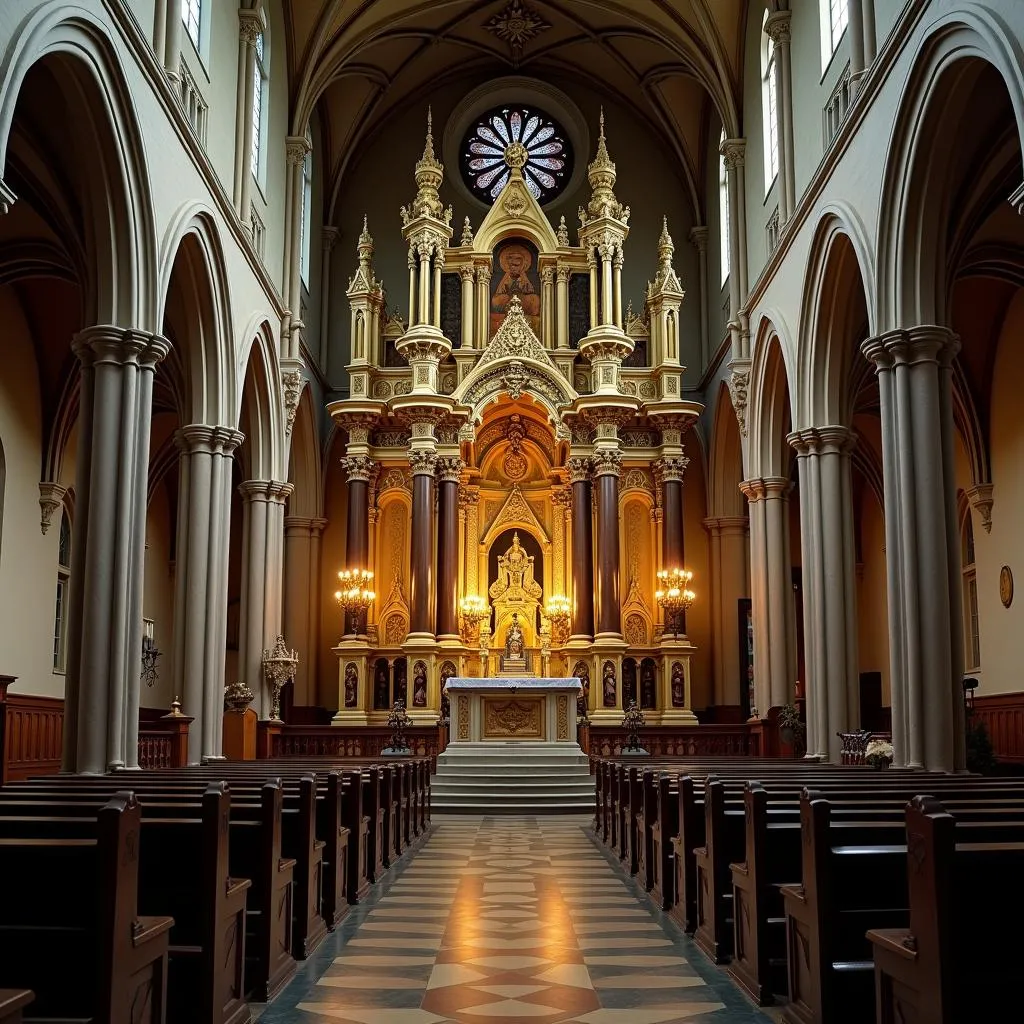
[568,457,594,641]
[659,455,689,632]
[342,455,375,634]
[408,451,437,638]
[594,449,623,637]
[435,457,463,641]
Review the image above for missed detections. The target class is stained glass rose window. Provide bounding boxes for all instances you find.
[460,104,573,205]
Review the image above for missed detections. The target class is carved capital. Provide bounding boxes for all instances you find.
[285,135,311,166]
[459,264,475,283]
[764,10,792,45]
[38,482,67,535]
[341,454,376,483]
[408,450,438,476]
[566,456,592,484]
[720,137,746,171]
[556,266,571,284]
[689,225,709,252]
[436,456,464,484]
[727,364,750,437]
[238,8,264,46]
[321,225,340,253]
[281,365,304,435]
[967,483,994,533]
[592,448,623,478]
[656,455,690,483]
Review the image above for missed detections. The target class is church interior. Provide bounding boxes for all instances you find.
[1,0,1023,1022]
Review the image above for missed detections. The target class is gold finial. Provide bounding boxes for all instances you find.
[461,216,475,246]
[659,215,673,252]
[599,107,605,139]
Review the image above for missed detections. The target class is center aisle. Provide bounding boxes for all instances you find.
[258,817,772,1024]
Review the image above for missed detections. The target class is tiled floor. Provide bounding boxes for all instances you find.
[257,816,773,1024]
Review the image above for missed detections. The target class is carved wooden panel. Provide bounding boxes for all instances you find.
[483,697,543,738]
[0,693,64,782]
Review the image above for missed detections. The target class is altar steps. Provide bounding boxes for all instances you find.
[431,742,594,814]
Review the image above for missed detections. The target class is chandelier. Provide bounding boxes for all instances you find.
[336,568,375,633]
[655,568,696,637]
[459,595,488,643]
[545,595,571,645]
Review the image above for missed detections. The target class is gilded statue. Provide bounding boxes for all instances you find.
[489,532,542,602]
[505,612,525,660]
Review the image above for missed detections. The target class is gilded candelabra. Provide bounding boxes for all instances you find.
[622,699,648,755]
[261,635,298,723]
[459,595,488,643]
[544,595,571,645]
[336,568,375,635]
[655,568,696,636]
[384,699,413,754]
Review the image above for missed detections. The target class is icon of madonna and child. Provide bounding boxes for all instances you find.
[490,238,542,338]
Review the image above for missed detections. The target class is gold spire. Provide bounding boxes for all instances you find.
[658,216,673,259]
[358,214,373,250]
[419,106,440,170]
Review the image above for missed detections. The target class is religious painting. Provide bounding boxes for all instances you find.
[491,237,542,338]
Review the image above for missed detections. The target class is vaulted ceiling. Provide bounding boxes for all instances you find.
[282,0,749,223]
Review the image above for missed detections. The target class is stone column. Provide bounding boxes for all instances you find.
[790,427,858,761]
[62,327,168,774]
[172,425,243,763]
[460,266,475,349]
[320,226,339,374]
[407,248,418,330]
[541,266,555,344]
[432,251,443,330]
[765,11,795,224]
[340,455,374,635]
[689,227,710,371]
[741,477,796,717]
[588,251,599,328]
[238,480,294,719]
[234,8,263,228]
[568,457,594,641]
[283,515,328,709]
[599,243,614,326]
[612,247,624,329]
[862,328,964,770]
[158,0,183,81]
[556,267,570,350]
[593,449,623,639]
[408,451,437,641]
[704,516,750,707]
[475,265,491,344]
[283,137,311,357]
[436,457,463,643]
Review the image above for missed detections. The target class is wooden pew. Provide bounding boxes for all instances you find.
[0,991,32,1024]
[781,789,1024,1024]
[868,796,1024,1024]
[0,792,174,1023]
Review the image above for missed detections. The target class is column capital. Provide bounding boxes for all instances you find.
[863,326,960,370]
[556,266,572,284]
[177,424,246,456]
[764,9,792,44]
[321,225,340,253]
[966,482,994,533]
[688,225,709,251]
[436,456,464,483]
[655,455,690,483]
[459,264,475,282]
[762,475,792,500]
[458,485,480,508]
[592,448,623,478]
[72,326,170,370]
[238,7,265,46]
[475,264,492,284]
[285,135,311,166]
[566,456,592,483]
[787,426,856,457]
[720,137,746,170]
[409,451,438,476]
[284,515,329,535]
[703,515,750,535]
[38,481,67,535]
[239,479,294,504]
[341,454,376,483]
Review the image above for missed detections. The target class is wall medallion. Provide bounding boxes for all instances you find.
[1000,565,1013,608]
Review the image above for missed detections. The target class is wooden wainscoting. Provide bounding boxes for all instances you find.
[973,692,1024,764]
[0,678,64,783]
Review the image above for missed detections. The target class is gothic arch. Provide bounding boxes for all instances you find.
[709,381,745,518]
[157,208,234,426]
[876,10,1024,332]
[287,388,323,518]
[237,322,281,481]
[0,6,157,329]
[748,314,796,479]
[798,209,875,428]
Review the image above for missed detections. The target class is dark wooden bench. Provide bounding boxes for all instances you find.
[868,796,1024,1023]
[0,991,32,1024]
[0,792,174,1023]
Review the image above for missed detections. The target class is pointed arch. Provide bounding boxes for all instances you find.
[709,381,745,518]
[748,313,796,479]
[287,388,323,518]
[237,321,282,481]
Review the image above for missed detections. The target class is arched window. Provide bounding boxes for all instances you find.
[250,28,269,182]
[299,130,313,286]
[761,10,779,193]
[53,509,71,673]
[719,128,730,284]
[820,0,849,70]
[182,0,202,50]
[962,509,981,672]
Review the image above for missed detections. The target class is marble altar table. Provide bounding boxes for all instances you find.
[444,678,582,744]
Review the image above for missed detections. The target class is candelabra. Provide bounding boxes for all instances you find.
[384,699,413,755]
[621,699,648,755]
[336,568,375,635]
[655,568,696,636]
[544,595,571,645]
[459,595,488,643]
[262,635,298,723]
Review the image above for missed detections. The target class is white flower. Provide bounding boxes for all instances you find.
[865,739,894,758]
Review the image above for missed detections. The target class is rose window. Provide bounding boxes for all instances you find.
[460,104,573,205]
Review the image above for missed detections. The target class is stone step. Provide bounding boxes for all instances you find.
[433,771,591,782]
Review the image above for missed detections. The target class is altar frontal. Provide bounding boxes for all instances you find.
[445,678,582,743]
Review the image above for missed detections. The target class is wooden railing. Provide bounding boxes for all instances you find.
[586,723,755,759]
[262,723,442,771]
[137,713,193,769]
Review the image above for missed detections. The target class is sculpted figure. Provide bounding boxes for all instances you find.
[641,661,656,709]
[505,612,525,659]
[413,661,427,707]
[374,665,389,710]
[672,663,685,707]
[344,664,358,708]
[603,661,617,707]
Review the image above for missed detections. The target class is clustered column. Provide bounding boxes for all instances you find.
[172,424,243,763]
[341,455,375,635]
[408,451,438,641]
[283,515,328,709]
[238,480,293,719]
[435,457,464,642]
[741,477,797,718]
[568,457,595,641]
[593,448,623,639]
[790,427,859,761]
[63,327,168,774]
[862,328,965,770]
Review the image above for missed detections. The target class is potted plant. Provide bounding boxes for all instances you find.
[777,703,805,750]
[865,738,894,770]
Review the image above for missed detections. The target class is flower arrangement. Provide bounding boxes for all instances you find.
[865,738,894,769]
